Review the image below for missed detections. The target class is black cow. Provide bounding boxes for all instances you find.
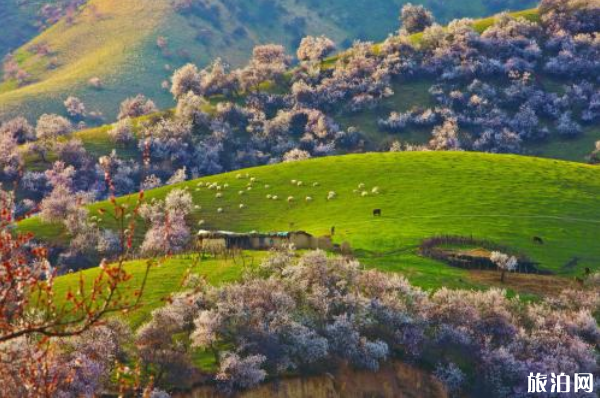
[373,209,382,217]
[533,236,544,245]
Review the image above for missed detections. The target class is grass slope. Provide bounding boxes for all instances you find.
[0,0,537,122]
[51,253,265,328]
[20,152,600,280]
[0,0,75,61]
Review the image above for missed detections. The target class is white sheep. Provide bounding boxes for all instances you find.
[353,189,359,194]
[297,181,303,187]
[264,184,270,189]
[327,191,337,200]
[244,173,250,178]
[361,191,369,197]
[250,177,256,183]
[266,194,272,199]
[291,179,297,185]
[217,208,224,213]
[287,196,295,203]
[272,195,279,200]
[236,174,242,179]
[239,204,246,209]
[198,219,205,225]
[372,186,380,194]
[223,183,229,189]
[194,205,201,210]
[197,182,205,187]
[247,186,252,191]
[215,193,223,199]
[305,196,313,202]
[358,183,365,189]
[313,182,320,187]
[216,185,222,191]
[238,190,245,195]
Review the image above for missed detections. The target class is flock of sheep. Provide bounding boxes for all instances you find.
[189,173,382,221]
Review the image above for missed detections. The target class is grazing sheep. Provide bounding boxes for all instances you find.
[361,191,368,197]
[313,182,320,187]
[306,196,313,202]
[239,204,246,209]
[197,182,205,187]
[327,191,337,200]
[291,179,297,185]
[272,195,279,200]
[358,183,365,189]
[217,208,223,213]
[250,177,256,183]
[353,189,359,194]
[287,196,295,203]
[198,219,205,225]
[194,205,201,210]
[215,193,223,198]
[247,186,252,191]
[236,174,242,179]
[372,187,380,194]
[216,186,222,191]
[264,184,270,189]
[297,181,303,186]
[266,194,272,199]
[238,191,245,195]
[223,183,229,188]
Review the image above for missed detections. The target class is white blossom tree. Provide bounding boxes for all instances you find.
[490,251,518,283]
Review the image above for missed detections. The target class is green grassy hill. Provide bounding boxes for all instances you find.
[0,0,537,122]
[21,152,600,285]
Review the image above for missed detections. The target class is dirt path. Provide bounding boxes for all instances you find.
[467,270,577,297]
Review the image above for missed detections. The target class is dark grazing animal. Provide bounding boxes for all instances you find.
[533,236,544,245]
[373,209,382,217]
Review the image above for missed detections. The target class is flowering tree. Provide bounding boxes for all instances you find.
[139,188,194,255]
[108,117,136,145]
[400,3,435,34]
[0,132,22,181]
[64,96,87,119]
[33,114,73,162]
[297,36,336,64]
[171,63,202,99]
[490,251,518,283]
[118,95,158,120]
[0,116,35,144]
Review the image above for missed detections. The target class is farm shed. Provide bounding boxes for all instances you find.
[197,230,333,251]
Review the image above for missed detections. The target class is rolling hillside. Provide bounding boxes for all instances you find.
[0,0,537,122]
[20,152,600,283]
[0,0,79,60]
[12,6,600,167]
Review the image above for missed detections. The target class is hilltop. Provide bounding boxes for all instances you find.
[0,0,537,122]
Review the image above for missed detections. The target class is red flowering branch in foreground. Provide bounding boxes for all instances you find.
[0,190,149,343]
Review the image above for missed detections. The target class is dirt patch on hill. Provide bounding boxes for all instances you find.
[176,361,447,398]
[468,270,576,297]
